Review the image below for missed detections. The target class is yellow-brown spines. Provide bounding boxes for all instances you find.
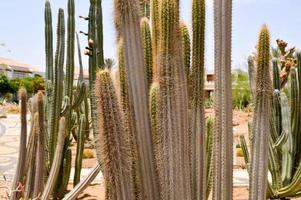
[141,17,153,88]
[180,22,191,81]
[95,69,134,200]
[190,0,206,199]
[149,82,163,198]
[249,25,272,200]
[256,25,272,97]
[117,38,143,200]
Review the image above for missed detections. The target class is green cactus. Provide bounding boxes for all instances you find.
[74,115,86,186]
[151,0,160,80]
[212,0,233,199]
[190,0,206,199]
[249,25,272,200]
[206,117,214,199]
[45,0,53,82]
[248,55,256,98]
[49,8,65,164]
[180,22,191,82]
[140,17,153,88]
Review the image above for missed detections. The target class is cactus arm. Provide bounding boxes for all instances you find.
[65,0,75,101]
[10,89,27,200]
[73,115,86,186]
[206,118,214,199]
[49,8,65,163]
[240,135,250,169]
[190,0,206,199]
[279,92,293,185]
[41,117,66,200]
[71,83,86,110]
[272,58,280,91]
[294,51,301,165]
[290,67,300,172]
[248,56,256,98]
[212,0,233,199]
[180,22,191,82]
[76,32,84,83]
[268,133,282,192]
[249,25,272,200]
[63,164,101,200]
[45,0,53,82]
[140,17,153,88]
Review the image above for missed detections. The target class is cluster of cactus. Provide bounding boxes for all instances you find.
[10,0,96,199]
[93,0,233,199]
[11,0,235,199]
[243,28,301,199]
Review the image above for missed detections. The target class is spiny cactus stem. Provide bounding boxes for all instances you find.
[249,25,272,200]
[10,88,27,200]
[41,117,66,200]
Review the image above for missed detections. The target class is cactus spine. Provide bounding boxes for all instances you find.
[212,0,233,199]
[190,0,206,199]
[249,25,272,200]
[151,0,159,80]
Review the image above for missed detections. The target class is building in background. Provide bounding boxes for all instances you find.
[205,70,214,98]
[0,57,44,79]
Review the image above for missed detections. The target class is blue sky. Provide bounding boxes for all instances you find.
[0,0,300,71]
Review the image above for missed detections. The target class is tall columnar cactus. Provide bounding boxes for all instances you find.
[212,0,233,199]
[114,0,160,199]
[180,22,191,82]
[190,0,206,199]
[10,88,27,200]
[249,25,272,200]
[151,0,159,80]
[156,0,191,199]
[206,117,214,199]
[95,69,134,200]
[88,0,105,168]
[140,17,153,88]
[49,8,65,163]
[117,38,143,199]
[33,92,46,198]
[45,0,53,82]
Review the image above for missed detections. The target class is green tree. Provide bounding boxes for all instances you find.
[0,74,13,95]
[232,69,251,109]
